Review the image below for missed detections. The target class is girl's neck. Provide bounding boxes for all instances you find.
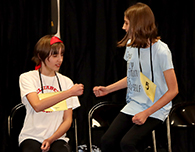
[39,67,56,77]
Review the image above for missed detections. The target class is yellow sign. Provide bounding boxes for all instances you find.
[38,91,67,111]
[140,72,156,102]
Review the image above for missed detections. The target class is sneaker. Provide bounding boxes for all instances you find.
[78,144,88,152]
[92,145,101,152]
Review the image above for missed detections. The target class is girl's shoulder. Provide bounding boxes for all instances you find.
[154,40,171,55]
[154,40,173,64]
[20,70,39,79]
[155,40,169,51]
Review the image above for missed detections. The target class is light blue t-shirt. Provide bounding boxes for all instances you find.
[121,40,174,121]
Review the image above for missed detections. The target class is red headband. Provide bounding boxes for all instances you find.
[50,36,63,45]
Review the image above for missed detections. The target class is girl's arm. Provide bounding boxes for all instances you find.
[132,69,179,125]
[41,109,73,152]
[93,77,127,97]
[27,84,84,112]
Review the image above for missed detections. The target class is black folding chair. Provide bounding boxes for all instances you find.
[67,113,79,152]
[8,103,26,152]
[88,101,165,152]
[88,101,124,152]
[166,102,195,152]
[8,103,78,152]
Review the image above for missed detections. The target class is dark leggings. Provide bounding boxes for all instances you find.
[20,139,70,152]
[101,112,162,152]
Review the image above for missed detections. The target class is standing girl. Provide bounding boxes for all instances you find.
[19,35,84,152]
[93,3,178,152]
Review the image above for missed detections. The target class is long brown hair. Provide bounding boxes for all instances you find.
[117,3,160,48]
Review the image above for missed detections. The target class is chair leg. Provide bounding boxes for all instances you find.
[88,116,92,152]
[166,117,172,152]
[74,118,78,152]
[152,130,157,152]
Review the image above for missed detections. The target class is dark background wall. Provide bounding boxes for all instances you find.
[1,0,195,151]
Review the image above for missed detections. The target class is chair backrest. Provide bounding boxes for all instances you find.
[166,102,195,152]
[89,101,124,128]
[88,101,124,152]
[168,102,195,127]
[66,114,78,152]
[8,103,26,151]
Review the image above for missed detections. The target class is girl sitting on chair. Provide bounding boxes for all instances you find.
[93,3,178,152]
[19,35,84,152]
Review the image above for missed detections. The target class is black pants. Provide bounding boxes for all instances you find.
[101,112,162,152]
[20,139,70,152]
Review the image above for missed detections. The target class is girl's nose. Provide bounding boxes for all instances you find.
[122,23,126,30]
[60,56,63,62]
[58,55,63,62]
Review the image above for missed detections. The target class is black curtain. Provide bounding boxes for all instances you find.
[0,1,51,151]
[1,0,195,152]
[60,0,131,145]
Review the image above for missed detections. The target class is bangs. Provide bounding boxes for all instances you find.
[50,43,65,55]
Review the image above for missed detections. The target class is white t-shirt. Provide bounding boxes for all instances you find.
[121,40,173,121]
[19,70,80,145]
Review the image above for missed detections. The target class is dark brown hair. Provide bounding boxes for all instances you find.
[117,3,160,48]
[32,35,65,65]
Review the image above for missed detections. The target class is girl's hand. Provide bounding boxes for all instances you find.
[41,139,51,152]
[70,83,84,96]
[132,111,149,125]
[93,86,108,97]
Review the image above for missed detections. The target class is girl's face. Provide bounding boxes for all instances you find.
[42,48,64,76]
[122,16,130,33]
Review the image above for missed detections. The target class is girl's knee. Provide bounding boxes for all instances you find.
[120,139,137,152]
[101,134,116,150]
[50,140,70,152]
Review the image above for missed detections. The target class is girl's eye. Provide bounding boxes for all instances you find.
[52,54,57,57]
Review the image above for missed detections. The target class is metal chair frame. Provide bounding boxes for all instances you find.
[88,101,158,152]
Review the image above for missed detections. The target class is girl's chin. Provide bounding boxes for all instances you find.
[54,67,60,72]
